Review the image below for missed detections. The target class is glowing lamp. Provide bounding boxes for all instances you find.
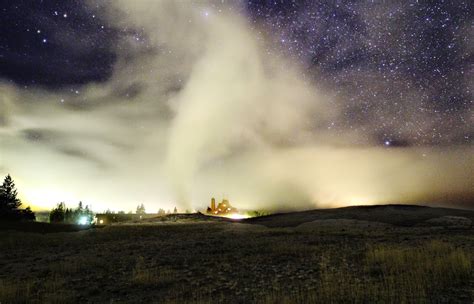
[78,216,89,225]
[226,214,249,220]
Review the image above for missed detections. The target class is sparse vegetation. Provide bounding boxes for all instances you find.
[0,207,472,303]
[248,210,270,217]
[132,256,176,288]
[264,240,473,303]
[0,280,33,304]
[366,240,471,300]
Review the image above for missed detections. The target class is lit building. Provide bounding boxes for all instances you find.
[206,197,238,216]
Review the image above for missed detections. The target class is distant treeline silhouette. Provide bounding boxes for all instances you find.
[49,201,94,224]
[104,205,181,215]
[0,174,36,221]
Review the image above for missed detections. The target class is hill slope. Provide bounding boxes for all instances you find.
[242,204,474,227]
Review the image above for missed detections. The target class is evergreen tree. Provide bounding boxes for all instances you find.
[83,204,94,223]
[21,206,36,221]
[64,208,73,223]
[0,175,36,221]
[49,202,66,223]
[0,174,25,220]
[70,201,84,222]
[77,201,84,215]
[173,207,178,214]
[136,203,146,214]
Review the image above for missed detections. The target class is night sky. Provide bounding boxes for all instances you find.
[0,1,472,211]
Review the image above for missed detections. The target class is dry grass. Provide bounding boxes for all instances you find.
[41,275,72,304]
[1,219,472,303]
[365,240,471,303]
[0,280,33,304]
[132,256,176,288]
[260,240,472,304]
[0,276,73,304]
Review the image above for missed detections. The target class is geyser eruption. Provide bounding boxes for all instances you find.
[159,8,329,205]
[108,0,334,206]
[107,0,472,210]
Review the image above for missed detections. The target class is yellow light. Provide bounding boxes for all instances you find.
[99,219,104,224]
[225,213,249,220]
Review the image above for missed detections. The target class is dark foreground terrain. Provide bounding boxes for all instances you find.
[0,205,473,303]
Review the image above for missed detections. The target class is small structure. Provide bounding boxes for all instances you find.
[206,197,238,216]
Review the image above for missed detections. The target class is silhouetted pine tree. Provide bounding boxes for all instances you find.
[76,201,84,216]
[21,206,36,221]
[49,202,66,223]
[83,204,94,223]
[64,208,72,223]
[0,174,22,220]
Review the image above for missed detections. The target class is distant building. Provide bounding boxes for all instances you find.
[206,198,238,216]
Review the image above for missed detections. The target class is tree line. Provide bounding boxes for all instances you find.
[0,174,94,224]
[1,174,188,225]
[105,204,181,215]
[49,201,94,224]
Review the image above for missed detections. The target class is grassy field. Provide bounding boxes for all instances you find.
[0,205,473,303]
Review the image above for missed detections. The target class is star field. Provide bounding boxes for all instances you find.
[0,1,116,88]
[247,0,472,146]
[1,0,472,147]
